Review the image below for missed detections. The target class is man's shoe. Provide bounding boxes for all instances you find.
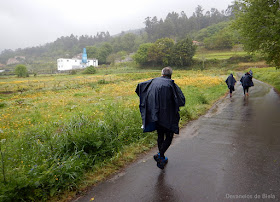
[157,157,168,169]
[154,153,160,162]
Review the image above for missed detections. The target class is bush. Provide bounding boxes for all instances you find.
[69,70,77,75]
[14,64,29,77]
[83,66,96,74]
[132,43,153,65]
[97,79,109,84]
[171,37,196,67]
[0,102,7,109]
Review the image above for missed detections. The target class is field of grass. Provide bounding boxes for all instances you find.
[249,67,280,91]
[0,69,228,201]
[194,49,249,60]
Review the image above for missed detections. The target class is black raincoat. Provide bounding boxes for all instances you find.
[225,74,236,90]
[240,73,254,87]
[135,76,185,134]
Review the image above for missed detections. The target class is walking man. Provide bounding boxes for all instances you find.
[135,67,185,169]
[240,72,254,96]
[225,73,236,98]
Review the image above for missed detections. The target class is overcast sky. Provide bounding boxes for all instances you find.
[0,0,233,52]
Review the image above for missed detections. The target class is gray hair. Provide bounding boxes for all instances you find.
[161,67,173,77]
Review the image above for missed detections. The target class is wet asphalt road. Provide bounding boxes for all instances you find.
[74,78,280,202]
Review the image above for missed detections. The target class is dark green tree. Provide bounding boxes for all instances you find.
[122,33,137,52]
[15,64,29,77]
[195,21,230,42]
[110,33,138,53]
[132,43,154,65]
[97,43,113,64]
[148,38,175,66]
[234,0,280,69]
[204,27,235,50]
[86,46,98,58]
[171,37,196,67]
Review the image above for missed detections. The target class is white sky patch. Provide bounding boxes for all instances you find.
[0,0,234,51]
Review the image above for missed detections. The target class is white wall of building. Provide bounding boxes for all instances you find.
[57,58,98,71]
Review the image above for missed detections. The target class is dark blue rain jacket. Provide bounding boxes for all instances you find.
[135,76,185,134]
[240,73,254,88]
[225,74,236,90]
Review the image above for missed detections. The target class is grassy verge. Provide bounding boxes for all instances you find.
[0,69,227,201]
[249,67,280,91]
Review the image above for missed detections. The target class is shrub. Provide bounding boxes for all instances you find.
[69,70,77,75]
[0,102,6,109]
[83,66,96,74]
[14,64,29,77]
[97,79,109,84]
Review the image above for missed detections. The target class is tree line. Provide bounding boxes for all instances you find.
[144,5,234,42]
[0,32,110,65]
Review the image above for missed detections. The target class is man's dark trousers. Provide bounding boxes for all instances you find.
[156,123,174,158]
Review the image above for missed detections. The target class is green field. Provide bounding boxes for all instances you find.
[194,49,249,60]
[0,69,228,201]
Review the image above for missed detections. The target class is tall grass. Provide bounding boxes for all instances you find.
[249,67,280,91]
[0,102,146,201]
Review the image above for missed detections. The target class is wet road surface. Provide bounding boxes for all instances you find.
[74,78,280,202]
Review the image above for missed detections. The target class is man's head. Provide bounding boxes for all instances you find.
[161,67,173,78]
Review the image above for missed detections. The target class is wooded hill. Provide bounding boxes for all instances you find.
[0,4,237,71]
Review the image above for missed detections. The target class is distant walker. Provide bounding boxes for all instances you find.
[240,71,254,96]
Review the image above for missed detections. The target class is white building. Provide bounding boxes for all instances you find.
[57,58,98,71]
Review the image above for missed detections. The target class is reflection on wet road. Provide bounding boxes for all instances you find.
[74,78,280,202]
